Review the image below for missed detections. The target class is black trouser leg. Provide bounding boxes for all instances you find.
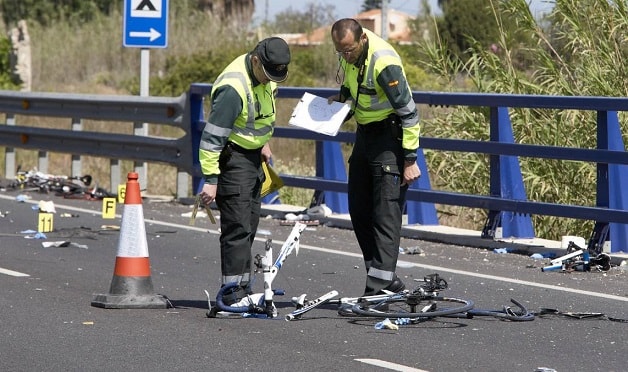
[216,150,262,288]
[348,122,406,295]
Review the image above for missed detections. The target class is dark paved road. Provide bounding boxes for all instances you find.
[1,190,627,372]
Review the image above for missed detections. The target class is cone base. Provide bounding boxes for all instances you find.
[91,293,169,309]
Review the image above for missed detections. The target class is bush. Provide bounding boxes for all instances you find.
[0,36,21,89]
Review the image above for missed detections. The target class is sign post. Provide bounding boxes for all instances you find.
[123,0,169,191]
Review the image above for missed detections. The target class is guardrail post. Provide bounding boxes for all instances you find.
[590,111,628,253]
[312,141,348,213]
[4,114,16,179]
[71,117,82,178]
[189,84,208,195]
[406,149,438,225]
[110,160,121,195]
[38,149,48,174]
[482,107,534,239]
[499,107,534,238]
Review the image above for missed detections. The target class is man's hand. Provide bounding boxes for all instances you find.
[402,162,421,186]
[327,94,341,104]
[261,143,272,163]
[200,183,217,206]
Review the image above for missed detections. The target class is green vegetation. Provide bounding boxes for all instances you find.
[0,36,21,89]
[0,0,116,27]
[416,0,628,238]
[2,0,627,241]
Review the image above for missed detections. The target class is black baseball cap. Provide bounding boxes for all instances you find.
[255,37,291,83]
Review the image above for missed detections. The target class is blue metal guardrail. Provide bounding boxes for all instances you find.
[1,85,626,253]
[0,90,189,195]
[189,83,628,253]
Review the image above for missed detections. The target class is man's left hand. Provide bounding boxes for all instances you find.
[402,162,421,186]
[261,143,272,163]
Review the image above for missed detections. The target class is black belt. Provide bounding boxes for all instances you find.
[357,115,399,133]
[227,141,262,154]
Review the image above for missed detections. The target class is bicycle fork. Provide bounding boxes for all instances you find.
[257,222,307,318]
[261,239,278,317]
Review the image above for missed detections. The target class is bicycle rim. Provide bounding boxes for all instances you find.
[351,296,474,319]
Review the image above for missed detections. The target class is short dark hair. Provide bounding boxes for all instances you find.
[331,18,363,43]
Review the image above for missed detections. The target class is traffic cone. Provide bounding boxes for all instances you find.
[91,172,168,309]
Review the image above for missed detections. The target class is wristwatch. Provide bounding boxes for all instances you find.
[404,157,416,165]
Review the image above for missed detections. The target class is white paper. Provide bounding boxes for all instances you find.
[288,92,350,136]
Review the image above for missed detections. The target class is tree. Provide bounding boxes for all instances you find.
[436,0,500,62]
[0,0,117,27]
[264,2,335,34]
[362,0,382,12]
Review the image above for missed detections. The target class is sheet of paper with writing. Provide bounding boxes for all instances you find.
[288,92,350,136]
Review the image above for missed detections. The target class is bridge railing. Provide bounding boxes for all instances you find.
[189,84,628,253]
[0,90,190,194]
[2,85,627,252]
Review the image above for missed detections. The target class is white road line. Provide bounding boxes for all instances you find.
[356,358,429,372]
[2,195,626,302]
[0,267,30,277]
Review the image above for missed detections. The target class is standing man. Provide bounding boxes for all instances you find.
[199,37,291,305]
[329,18,421,299]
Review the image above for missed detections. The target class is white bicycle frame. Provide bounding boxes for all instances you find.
[258,222,307,314]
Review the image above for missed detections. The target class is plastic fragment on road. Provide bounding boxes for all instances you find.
[42,241,70,248]
[400,246,424,255]
[493,248,510,254]
[41,241,88,249]
[37,200,56,213]
[374,318,399,330]
[395,318,411,325]
[24,232,47,239]
[16,194,31,202]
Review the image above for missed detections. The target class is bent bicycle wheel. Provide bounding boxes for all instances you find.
[351,295,474,319]
[466,298,535,321]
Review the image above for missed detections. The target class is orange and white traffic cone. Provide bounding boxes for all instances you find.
[91,172,168,309]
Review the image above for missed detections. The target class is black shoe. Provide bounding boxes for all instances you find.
[378,275,406,295]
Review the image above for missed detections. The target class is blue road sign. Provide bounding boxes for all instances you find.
[123,0,169,48]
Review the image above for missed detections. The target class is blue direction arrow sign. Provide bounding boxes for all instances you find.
[123,0,169,48]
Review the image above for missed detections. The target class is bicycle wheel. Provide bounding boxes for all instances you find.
[466,298,535,321]
[351,295,474,319]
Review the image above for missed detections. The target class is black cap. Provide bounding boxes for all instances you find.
[256,37,291,83]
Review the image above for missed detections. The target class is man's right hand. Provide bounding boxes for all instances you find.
[200,183,217,205]
[327,94,341,104]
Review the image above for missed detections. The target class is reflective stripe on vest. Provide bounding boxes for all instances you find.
[214,70,255,127]
[345,29,403,123]
[211,56,275,145]
[359,49,399,111]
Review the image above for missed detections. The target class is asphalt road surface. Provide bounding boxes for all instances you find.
[1,189,627,372]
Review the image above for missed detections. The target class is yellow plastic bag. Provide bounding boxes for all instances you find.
[261,162,284,197]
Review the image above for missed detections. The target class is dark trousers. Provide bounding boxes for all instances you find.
[216,143,263,287]
[348,118,407,295]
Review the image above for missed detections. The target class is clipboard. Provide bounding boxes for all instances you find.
[261,162,284,197]
[288,92,350,136]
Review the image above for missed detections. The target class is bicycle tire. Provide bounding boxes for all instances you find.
[467,298,535,321]
[351,295,474,319]
[215,282,262,313]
